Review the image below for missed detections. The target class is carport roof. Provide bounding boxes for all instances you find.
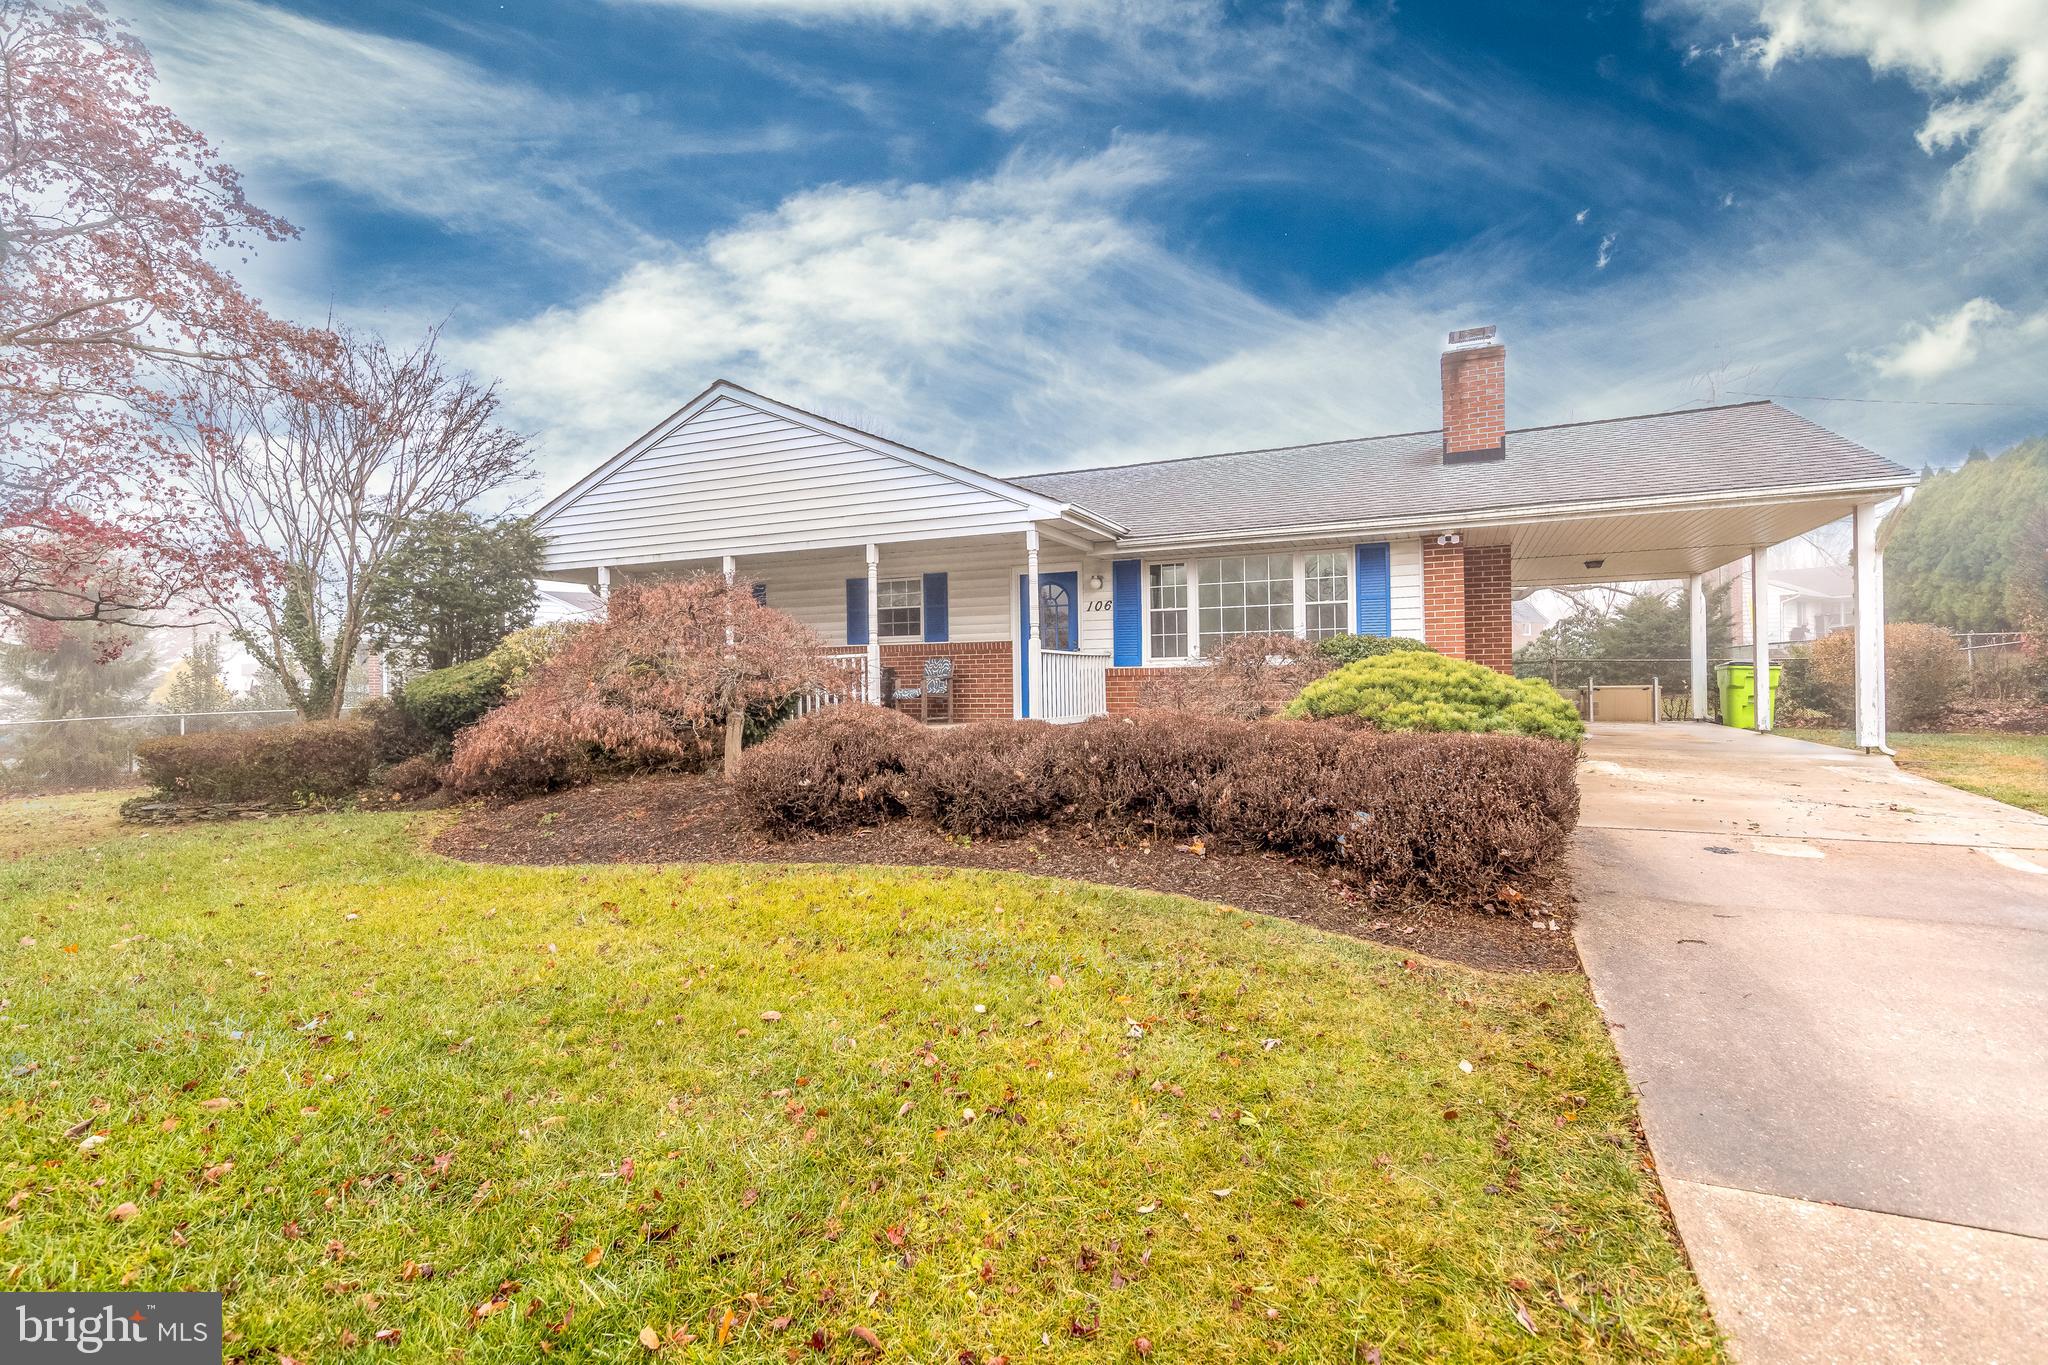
[1014,400,1914,544]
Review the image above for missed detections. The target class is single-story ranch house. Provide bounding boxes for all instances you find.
[535,327,1917,748]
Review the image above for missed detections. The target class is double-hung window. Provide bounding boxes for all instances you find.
[1196,554,1293,652]
[1302,551,1350,639]
[876,578,923,639]
[1148,563,1188,659]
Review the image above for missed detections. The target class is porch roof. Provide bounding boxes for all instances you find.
[1013,401,1914,546]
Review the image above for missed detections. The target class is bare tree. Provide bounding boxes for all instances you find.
[176,326,531,716]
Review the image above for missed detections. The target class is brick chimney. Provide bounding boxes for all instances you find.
[1440,324,1506,463]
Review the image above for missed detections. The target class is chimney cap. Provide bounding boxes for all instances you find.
[1445,324,1499,351]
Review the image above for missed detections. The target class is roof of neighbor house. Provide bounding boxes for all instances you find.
[1010,400,1913,541]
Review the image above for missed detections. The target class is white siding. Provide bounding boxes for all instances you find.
[541,396,1035,572]
[1388,538,1425,640]
[740,538,1025,647]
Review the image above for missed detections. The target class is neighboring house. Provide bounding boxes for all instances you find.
[533,326,1916,744]
[1711,559,1855,644]
[532,584,607,625]
[1512,597,1552,651]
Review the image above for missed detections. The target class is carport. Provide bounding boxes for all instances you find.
[1479,424,1912,748]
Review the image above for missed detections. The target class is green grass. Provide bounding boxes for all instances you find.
[1782,728,2048,816]
[0,788,129,859]
[0,804,1720,1363]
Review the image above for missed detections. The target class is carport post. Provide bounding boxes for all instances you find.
[1852,501,1892,753]
[1750,545,1772,731]
[865,543,882,704]
[1687,573,1709,721]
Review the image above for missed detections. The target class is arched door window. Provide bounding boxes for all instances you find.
[1040,579,1075,651]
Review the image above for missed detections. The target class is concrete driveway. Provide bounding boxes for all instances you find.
[1572,724,2048,1363]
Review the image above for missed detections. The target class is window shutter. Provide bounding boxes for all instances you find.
[750,582,767,605]
[845,578,869,645]
[922,572,949,643]
[1111,559,1142,666]
[1354,543,1391,637]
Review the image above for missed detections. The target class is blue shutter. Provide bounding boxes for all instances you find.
[845,578,869,645]
[1354,543,1391,637]
[1111,559,1143,666]
[922,572,949,643]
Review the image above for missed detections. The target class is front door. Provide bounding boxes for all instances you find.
[1017,571,1078,717]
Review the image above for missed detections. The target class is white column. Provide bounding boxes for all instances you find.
[1750,545,1772,732]
[722,555,737,646]
[1025,526,1042,719]
[595,565,611,600]
[1185,559,1202,661]
[864,544,881,705]
[1290,552,1308,640]
[1852,502,1892,752]
[1687,572,1709,721]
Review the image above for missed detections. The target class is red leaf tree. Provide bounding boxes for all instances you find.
[449,575,832,795]
[0,0,300,640]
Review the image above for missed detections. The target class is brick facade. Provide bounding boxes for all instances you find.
[1421,541,1513,674]
[1461,544,1513,672]
[1104,666,1180,716]
[879,640,1013,722]
[1422,541,1468,656]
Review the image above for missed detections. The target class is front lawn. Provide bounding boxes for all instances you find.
[0,806,1720,1362]
[1780,728,2048,816]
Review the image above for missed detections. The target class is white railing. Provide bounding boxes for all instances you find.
[797,650,874,716]
[1037,649,1110,723]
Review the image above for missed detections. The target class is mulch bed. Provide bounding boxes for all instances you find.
[431,774,1579,974]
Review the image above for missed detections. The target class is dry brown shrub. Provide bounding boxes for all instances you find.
[1806,622,1965,727]
[727,705,929,833]
[1139,635,1329,719]
[906,721,1063,836]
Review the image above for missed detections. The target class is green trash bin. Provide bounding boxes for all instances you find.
[1714,662,1782,728]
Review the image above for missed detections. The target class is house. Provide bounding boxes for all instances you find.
[532,326,1916,747]
[1512,597,1553,651]
[1711,559,1855,645]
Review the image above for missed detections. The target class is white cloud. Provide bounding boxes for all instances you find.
[1859,296,2018,379]
[1595,233,1618,269]
[1662,0,2048,215]
[467,141,2048,490]
[116,0,796,256]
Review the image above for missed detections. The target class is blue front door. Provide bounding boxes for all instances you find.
[1017,571,1078,717]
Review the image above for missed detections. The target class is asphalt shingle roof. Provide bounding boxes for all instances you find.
[1012,401,1914,541]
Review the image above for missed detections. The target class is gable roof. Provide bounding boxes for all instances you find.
[1013,401,1915,543]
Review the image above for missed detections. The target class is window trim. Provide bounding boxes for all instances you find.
[1143,548,1359,664]
[875,576,923,641]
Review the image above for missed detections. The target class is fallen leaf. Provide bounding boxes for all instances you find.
[882,1223,906,1248]
[639,1325,661,1351]
[1510,1298,1537,1336]
[200,1161,233,1186]
[1047,974,1064,989]
[1134,1338,1153,1357]
[760,1010,782,1023]
[583,1245,604,1267]
[741,1187,759,1208]
[372,1328,401,1346]
[108,1202,138,1222]
[618,1157,635,1181]
[851,1325,882,1351]
[62,1117,92,1138]
[1209,1188,1233,1199]
[198,1098,234,1112]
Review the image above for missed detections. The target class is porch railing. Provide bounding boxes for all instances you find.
[1037,649,1110,723]
[797,649,873,716]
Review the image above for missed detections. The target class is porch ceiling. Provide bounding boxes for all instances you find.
[1472,492,1881,587]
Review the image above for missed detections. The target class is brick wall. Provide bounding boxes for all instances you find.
[1105,666,1180,716]
[1422,542,1513,673]
[1461,544,1513,672]
[1440,342,1506,458]
[879,640,1012,722]
[1422,542,1468,656]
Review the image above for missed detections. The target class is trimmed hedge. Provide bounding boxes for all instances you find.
[135,719,379,803]
[725,705,926,833]
[1285,651,1585,741]
[730,707,1579,901]
[397,657,507,742]
[1314,633,1434,664]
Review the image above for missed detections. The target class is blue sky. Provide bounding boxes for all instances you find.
[117,0,2048,493]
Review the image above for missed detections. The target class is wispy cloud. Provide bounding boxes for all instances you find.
[1595,233,1617,269]
[116,0,800,257]
[469,140,2048,490]
[1857,296,2043,381]
[1660,0,2048,215]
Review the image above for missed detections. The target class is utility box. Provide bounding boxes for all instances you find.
[1715,662,1782,729]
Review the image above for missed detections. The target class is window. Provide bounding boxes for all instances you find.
[1197,554,1293,651]
[876,578,922,639]
[1148,563,1188,659]
[1303,551,1349,639]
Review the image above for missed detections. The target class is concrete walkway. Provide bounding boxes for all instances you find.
[1572,724,2048,1363]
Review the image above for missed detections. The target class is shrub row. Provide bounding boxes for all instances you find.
[731,708,1578,900]
[135,718,380,803]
